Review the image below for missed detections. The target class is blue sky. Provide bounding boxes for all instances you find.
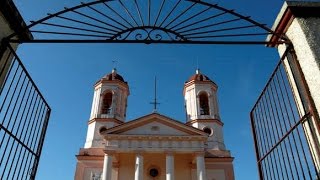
[12,0,288,179]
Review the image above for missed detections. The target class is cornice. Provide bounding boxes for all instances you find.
[104,134,207,141]
[205,157,234,163]
[76,155,103,161]
[183,81,217,95]
[186,119,224,126]
[88,118,124,125]
[94,79,129,90]
[102,113,207,136]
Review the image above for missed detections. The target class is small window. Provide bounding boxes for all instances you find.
[149,168,159,177]
[151,126,159,131]
[203,127,213,136]
[99,126,107,134]
[147,166,161,178]
[101,92,112,114]
[199,92,209,115]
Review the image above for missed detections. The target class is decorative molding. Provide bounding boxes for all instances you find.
[184,80,217,91]
[205,157,234,163]
[194,151,205,156]
[88,118,124,125]
[102,113,207,136]
[104,138,206,153]
[186,119,224,126]
[104,134,207,141]
[76,155,104,161]
[95,79,129,90]
[103,150,116,155]
[134,150,145,154]
[164,151,175,155]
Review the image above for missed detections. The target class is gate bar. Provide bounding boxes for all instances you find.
[6,43,50,108]
[8,39,288,45]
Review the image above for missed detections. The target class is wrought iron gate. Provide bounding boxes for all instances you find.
[0,43,51,180]
[2,0,311,179]
[250,46,320,179]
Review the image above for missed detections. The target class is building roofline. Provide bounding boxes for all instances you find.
[101,112,208,136]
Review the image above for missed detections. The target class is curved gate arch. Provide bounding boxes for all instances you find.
[8,0,287,45]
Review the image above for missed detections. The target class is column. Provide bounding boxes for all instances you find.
[102,152,113,180]
[269,2,320,171]
[0,42,15,89]
[196,153,207,180]
[166,152,174,180]
[134,153,143,180]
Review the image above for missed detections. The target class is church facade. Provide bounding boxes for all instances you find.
[74,69,234,180]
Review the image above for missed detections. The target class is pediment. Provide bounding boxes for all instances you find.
[102,113,207,136]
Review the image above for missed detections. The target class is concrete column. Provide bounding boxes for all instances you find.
[0,42,17,90]
[102,153,113,180]
[134,153,143,180]
[267,2,320,172]
[0,2,31,90]
[196,153,207,180]
[166,153,174,180]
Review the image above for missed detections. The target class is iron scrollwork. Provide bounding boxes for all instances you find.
[112,27,186,42]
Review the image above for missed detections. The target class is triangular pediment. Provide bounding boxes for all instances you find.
[103,113,207,136]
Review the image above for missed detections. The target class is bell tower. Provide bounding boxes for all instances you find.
[184,69,226,150]
[84,68,129,148]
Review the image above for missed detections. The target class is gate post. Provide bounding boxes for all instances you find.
[267,1,320,175]
[0,1,33,88]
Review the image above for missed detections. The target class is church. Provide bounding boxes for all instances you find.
[74,68,235,180]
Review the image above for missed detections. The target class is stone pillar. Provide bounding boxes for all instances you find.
[0,1,33,89]
[166,152,174,180]
[267,1,320,172]
[134,153,143,180]
[196,153,207,180]
[0,41,18,90]
[102,152,113,180]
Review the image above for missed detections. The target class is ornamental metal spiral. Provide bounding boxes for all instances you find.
[112,27,185,41]
[8,0,287,44]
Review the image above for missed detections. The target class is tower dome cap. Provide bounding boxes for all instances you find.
[186,69,216,85]
[100,68,127,84]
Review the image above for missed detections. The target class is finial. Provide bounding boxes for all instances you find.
[150,76,160,112]
[196,57,199,69]
[196,57,200,74]
[112,60,117,73]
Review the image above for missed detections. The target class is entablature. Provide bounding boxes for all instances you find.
[103,134,207,153]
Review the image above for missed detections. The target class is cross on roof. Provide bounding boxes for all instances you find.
[112,60,117,70]
[150,76,160,112]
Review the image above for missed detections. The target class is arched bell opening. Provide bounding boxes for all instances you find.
[199,92,210,116]
[101,91,113,115]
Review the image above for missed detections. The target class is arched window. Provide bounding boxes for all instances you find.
[101,92,112,114]
[199,92,209,115]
